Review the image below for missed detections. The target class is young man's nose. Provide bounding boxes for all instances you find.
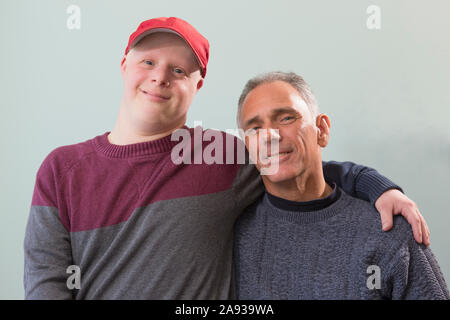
[151,66,170,87]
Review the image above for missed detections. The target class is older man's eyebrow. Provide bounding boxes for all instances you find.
[244,115,262,128]
[270,107,301,119]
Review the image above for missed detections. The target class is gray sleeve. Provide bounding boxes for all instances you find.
[385,223,449,300]
[24,206,74,299]
[232,163,264,213]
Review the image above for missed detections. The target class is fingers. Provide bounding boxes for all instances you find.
[375,190,429,246]
[380,203,429,245]
[418,209,430,246]
[402,206,423,244]
[379,208,393,231]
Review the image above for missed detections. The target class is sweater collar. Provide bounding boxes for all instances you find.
[92,129,187,159]
[267,182,339,212]
[263,187,351,225]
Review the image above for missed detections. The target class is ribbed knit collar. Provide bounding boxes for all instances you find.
[267,182,339,212]
[263,187,351,225]
[92,129,187,159]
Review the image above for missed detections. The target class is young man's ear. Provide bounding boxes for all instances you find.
[196,78,204,91]
[316,114,331,148]
[120,55,127,76]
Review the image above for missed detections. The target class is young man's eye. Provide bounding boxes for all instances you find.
[173,68,185,75]
[144,60,153,66]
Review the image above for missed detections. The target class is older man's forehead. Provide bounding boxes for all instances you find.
[246,91,308,113]
[251,81,304,101]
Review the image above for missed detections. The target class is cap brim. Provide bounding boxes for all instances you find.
[129,28,203,76]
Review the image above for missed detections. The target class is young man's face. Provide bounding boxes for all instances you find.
[240,81,326,184]
[121,32,203,131]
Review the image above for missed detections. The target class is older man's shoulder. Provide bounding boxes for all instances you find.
[340,190,416,250]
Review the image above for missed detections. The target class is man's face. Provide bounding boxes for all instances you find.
[241,80,326,184]
[121,32,203,130]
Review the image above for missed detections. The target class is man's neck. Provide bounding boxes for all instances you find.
[263,167,332,202]
[108,126,182,145]
[108,105,186,145]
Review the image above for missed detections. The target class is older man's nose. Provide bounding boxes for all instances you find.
[262,128,280,143]
[260,128,281,155]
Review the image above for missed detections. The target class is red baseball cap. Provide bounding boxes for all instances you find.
[125,17,209,78]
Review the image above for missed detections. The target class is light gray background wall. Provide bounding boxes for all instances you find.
[1,0,449,299]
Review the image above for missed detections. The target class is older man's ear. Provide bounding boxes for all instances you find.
[316,114,331,148]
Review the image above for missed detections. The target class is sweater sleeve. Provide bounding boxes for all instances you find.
[322,160,402,204]
[24,153,74,300]
[384,220,450,300]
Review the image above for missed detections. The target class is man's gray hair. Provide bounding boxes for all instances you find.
[237,71,319,128]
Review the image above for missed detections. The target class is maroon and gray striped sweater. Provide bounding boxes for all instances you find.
[24,127,400,299]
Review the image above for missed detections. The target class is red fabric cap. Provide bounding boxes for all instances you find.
[125,17,209,78]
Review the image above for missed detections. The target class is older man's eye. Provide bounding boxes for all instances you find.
[280,116,295,123]
[245,127,260,135]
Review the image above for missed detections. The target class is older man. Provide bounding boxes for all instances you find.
[25,18,428,299]
[234,71,449,299]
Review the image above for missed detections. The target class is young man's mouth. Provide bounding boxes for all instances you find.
[140,89,170,102]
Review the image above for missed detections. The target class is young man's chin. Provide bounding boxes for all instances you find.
[138,98,170,109]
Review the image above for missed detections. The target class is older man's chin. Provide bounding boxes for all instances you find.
[260,167,294,182]
[259,164,307,186]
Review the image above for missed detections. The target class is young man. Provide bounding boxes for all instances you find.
[25,17,429,299]
[234,72,449,299]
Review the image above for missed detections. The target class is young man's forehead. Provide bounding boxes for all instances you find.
[129,33,200,68]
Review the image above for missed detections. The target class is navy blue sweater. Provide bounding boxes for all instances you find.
[234,186,449,300]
